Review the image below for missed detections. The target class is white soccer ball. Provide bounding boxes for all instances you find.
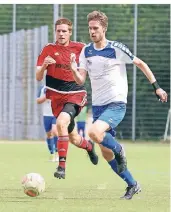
[21,173,45,197]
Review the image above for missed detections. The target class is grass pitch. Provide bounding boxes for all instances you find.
[0,141,170,212]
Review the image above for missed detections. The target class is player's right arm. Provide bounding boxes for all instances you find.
[36,46,56,81]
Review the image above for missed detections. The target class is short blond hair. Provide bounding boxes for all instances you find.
[55,18,73,32]
[87,11,108,29]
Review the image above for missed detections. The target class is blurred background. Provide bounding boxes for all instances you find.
[0,4,170,141]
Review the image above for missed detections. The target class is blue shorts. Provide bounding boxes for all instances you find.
[92,102,126,137]
[77,121,86,131]
[43,116,57,132]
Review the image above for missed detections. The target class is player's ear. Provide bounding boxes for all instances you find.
[103,27,107,32]
[70,30,72,36]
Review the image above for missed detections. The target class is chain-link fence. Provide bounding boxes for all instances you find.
[0,4,170,140]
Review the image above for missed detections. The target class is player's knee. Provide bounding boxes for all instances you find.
[88,129,103,143]
[56,119,69,132]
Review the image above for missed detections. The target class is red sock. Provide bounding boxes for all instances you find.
[57,136,69,168]
[77,137,92,151]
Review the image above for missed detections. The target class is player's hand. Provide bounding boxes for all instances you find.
[43,56,56,68]
[155,88,168,102]
[70,53,77,71]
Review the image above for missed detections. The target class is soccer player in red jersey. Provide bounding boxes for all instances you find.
[36,18,98,179]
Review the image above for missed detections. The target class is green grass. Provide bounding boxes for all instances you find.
[0,141,170,212]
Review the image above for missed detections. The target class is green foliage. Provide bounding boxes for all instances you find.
[0,4,13,34]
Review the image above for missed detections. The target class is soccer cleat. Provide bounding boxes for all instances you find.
[120,182,141,200]
[87,141,98,165]
[54,166,65,179]
[114,146,127,174]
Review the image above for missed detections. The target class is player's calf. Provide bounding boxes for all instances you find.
[69,131,99,165]
[72,136,99,165]
[114,145,127,174]
[54,135,69,179]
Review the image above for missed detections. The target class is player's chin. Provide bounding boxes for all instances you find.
[90,36,96,40]
[91,37,100,43]
[58,40,66,45]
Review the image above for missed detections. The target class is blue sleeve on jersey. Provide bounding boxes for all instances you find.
[112,41,134,60]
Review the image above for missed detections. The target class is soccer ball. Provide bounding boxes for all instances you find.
[21,173,45,197]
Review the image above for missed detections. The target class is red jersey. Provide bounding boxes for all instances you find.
[37,41,85,92]
[37,41,87,117]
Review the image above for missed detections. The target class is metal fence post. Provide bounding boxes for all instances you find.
[53,4,59,42]
[74,4,77,41]
[132,4,138,141]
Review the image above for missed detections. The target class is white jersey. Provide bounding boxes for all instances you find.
[79,40,135,105]
[37,85,54,116]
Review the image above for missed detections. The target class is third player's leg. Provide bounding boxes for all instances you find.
[43,116,56,161]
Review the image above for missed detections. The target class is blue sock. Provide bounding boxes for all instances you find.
[108,159,136,186]
[101,132,121,154]
[46,138,54,154]
[53,136,58,152]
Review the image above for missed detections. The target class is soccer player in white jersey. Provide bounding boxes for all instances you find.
[37,85,59,162]
[70,11,168,200]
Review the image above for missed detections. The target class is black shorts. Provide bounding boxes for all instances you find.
[62,103,80,133]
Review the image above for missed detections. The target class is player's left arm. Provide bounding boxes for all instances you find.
[133,56,168,102]
[115,41,168,102]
